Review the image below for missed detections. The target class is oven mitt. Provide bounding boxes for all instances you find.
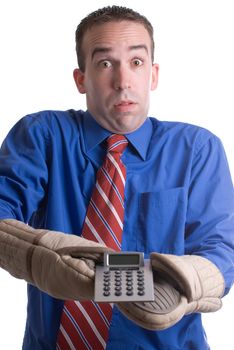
[117,252,225,330]
[0,219,111,300]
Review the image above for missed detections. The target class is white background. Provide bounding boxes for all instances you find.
[0,0,233,349]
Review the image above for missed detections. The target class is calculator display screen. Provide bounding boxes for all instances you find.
[108,254,140,266]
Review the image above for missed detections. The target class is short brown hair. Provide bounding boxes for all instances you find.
[75,5,155,72]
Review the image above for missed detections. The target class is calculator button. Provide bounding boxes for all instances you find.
[126,277,133,282]
[115,286,122,292]
[103,286,110,291]
[103,291,111,297]
[137,276,144,282]
[114,281,121,286]
[137,281,144,286]
[126,286,133,291]
[104,276,110,281]
[137,286,145,291]
[115,273,122,277]
[115,277,122,283]
[115,279,122,283]
[126,291,134,296]
[115,271,121,275]
[104,271,110,275]
[126,271,133,275]
[138,290,145,296]
[126,281,133,286]
[115,270,121,275]
[115,291,122,296]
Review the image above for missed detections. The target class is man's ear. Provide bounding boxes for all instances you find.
[151,63,159,91]
[73,68,86,94]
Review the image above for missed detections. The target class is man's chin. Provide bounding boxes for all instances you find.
[109,116,146,134]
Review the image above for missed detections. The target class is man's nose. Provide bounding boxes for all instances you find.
[113,65,131,91]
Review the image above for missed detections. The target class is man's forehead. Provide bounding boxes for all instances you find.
[83,21,151,51]
[91,44,149,61]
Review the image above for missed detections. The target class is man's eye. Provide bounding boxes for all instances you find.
[132,59,143,66]
[101,60,112,68]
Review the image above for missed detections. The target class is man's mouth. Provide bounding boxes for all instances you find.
[113,100,136,113]
[114,100,135,107]
[114,100,137,111]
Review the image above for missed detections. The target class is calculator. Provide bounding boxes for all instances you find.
[94,252,155,302]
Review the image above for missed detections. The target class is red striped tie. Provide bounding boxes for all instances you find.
[56,134,128,349]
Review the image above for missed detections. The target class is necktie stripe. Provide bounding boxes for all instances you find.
[89,200,122,249]
[87,195,122,246]
[101,167,124,207]
[57,134,128,349]
[82,222,101,244]
[57,308,92,350]
[92,178,124,213]
[64,305,93,346]
[92,302,113,328]
[59,324,76,350]
[107,135,128,151]
[101,168,125,200]
[56,329,72,350]
[94,186,124,223]
[76,301,111,335]
[107,153,126,185]
[84,217,105,244]
[65,303,104,349]
[108,140,128,151]
[75,302,106,348]
[95,182,123,229]
[85,208,121,250]
[89,199,123,241]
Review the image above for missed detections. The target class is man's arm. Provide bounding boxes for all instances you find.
[117,132,234,330]
[0,115,48,222]
[0,219,110,300]
[117,252,225,330]
[0,115,110,300]
[185,133,234,295]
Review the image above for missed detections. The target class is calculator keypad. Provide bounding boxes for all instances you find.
[95,259,154,302]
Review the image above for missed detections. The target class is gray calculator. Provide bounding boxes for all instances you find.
[94,252,155,302]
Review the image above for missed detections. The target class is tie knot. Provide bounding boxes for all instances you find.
[107,134,128,154]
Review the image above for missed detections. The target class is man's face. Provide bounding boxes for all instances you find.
[74,21,159,134]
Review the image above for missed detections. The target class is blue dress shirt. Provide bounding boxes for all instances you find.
[0,109,233,350]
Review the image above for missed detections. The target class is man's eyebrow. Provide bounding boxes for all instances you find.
[91,47,112,60]
[128,44,149,54]
[91,44,149,60]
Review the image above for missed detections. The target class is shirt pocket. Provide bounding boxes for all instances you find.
[135,187,187,255]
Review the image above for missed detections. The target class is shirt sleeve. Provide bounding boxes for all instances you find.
[185,132,234,295]
[0,114,49,222]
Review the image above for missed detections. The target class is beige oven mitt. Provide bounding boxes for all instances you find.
[0,219,111,300]
[117,252,225,330]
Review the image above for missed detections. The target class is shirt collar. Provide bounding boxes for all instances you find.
[125,118,153,160]
[83,111,152,160]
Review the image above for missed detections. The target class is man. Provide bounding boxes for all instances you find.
[0,5,233,350]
